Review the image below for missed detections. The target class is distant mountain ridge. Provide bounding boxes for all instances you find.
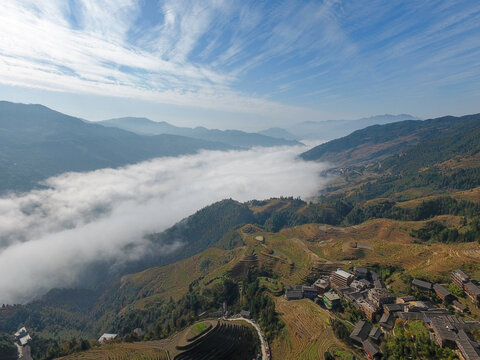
[259,114,419,141]
[99,117,302,148]
[0,101,234,193]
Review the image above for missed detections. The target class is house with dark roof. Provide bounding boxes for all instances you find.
[452,269,471,290]
[429,315,480,359]
[396,295,416,304]
[363,339,381,359]
[369,327,383,342]
[354,267,369,279]
[465,282,480,303]
[405,300,431,312]
[335,286,356,297]
[350,320,372,345]
[383,303,403,314]
[397,312,425,321]
[373,279,384,289]
[368,288,395,308]
[379,313,395,331]
[412,278,433,291]
[433,283,455,303]
[453,300,467,313]
[285,285,303,300]
[302,285,318,299]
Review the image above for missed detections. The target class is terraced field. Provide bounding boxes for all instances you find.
[59,342,169,359]
[271,298,359,360]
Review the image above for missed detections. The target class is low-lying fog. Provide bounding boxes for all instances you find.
[0,146,330,304]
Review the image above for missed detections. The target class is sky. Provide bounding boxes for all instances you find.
[0,146,329,304]
[0,0,479,130]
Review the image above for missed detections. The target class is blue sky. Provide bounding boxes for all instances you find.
[0,0,479,130]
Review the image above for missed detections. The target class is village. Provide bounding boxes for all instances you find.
[285,267,480,360]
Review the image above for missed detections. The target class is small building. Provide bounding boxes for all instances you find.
[133,328,143,337]
[359,301,378,321]
[465,282,480,303]
[98,333,118,344]
[452,270,470,290]
[350,320,372,345]
[370,271,381,282]
[332,269,354,288]
[383,303,403,314]
[373,279,385,289]
[423,308,450,319]
[240,310,251,318]
[313,278,330,295]
[405,300,430,312]
[369,327,383,342]
[285,285,303,300]
[363,339,381,359]
[397,312,424,321]
[379,313,395,331]
[350,280,367,291]
[412,278,433,291]
[452,300,467,313]
[368,288,395,308]
[335,286,356,298]
[302,285,318,300]
[457,329,480,360]
[345,290,367,304]
[434,283,455,303]
[396,295,416,304]
[359,279,373,288]
[354,267,369,279]
[323,291,341,310]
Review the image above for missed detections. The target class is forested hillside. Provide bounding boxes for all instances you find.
[301,113,480,166]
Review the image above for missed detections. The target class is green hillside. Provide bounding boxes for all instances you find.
[300,113,480,166]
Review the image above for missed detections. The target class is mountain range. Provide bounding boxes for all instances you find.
[261,114,419,141]
[0,102,299,194]
[99,117,301,148]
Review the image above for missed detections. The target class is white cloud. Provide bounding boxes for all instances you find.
[0,0,330,120]
[0,146,330,304]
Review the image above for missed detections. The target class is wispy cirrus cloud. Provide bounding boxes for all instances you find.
[0,0,479,123]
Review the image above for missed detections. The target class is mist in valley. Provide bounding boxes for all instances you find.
[0,146,330,304]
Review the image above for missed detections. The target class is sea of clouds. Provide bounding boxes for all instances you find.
[0,146,330,304]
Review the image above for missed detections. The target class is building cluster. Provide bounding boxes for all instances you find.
[412,269,480,308]
[452,270,480,304]
[285,267,480,359]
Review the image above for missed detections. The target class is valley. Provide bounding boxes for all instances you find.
[3,112,480,359]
